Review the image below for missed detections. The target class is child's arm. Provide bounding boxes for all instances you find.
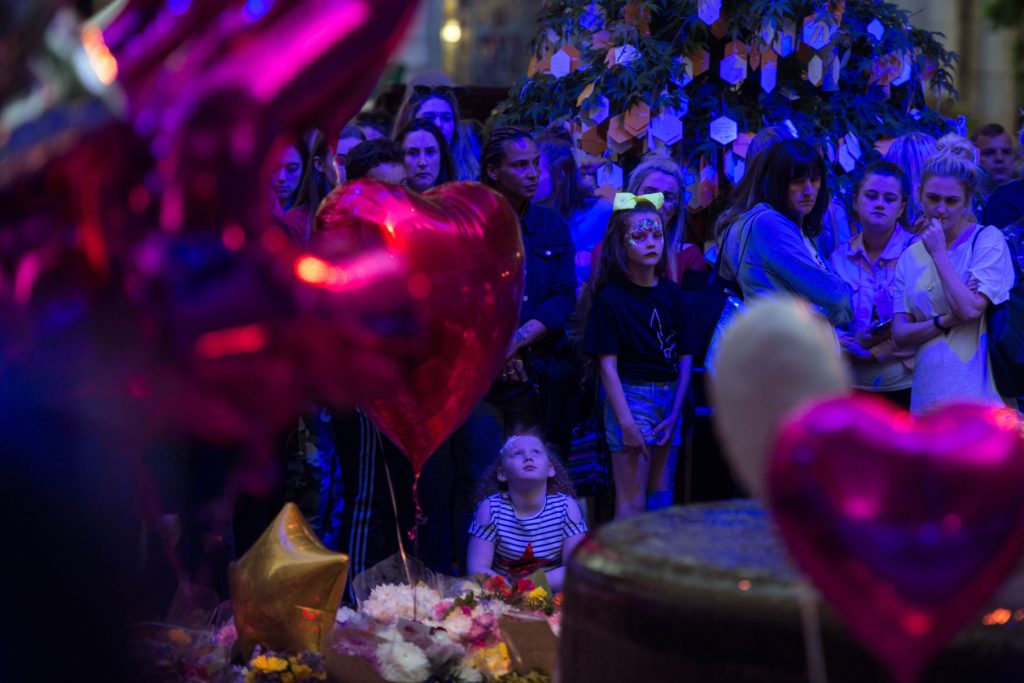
[466,499,498,578]
[546,498,587,593]
[598,354,648,458]
[653,355,692,446]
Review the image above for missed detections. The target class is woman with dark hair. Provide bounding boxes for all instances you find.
[392,85,479,182]
[535,129,612,289]
[717,138,853,326]
[395,119,455,192]
[829,160,918,407]
[281,130,338,243]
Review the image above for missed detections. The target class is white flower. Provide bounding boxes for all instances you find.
[442,610,474,639]
[363,583,444,625]
[451,660,484,682]
[375,629,432,683]
[336,606,359,624]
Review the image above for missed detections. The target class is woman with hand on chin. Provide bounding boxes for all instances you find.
[830,161,918,408]
[892,152,1014,415]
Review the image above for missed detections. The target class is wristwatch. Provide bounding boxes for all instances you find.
[932,314,951,335]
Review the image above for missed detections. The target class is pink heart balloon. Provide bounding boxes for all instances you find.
[315,179,524,475]
[769,396,1024,683]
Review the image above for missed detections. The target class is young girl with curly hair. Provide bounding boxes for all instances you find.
[466,432,586,591]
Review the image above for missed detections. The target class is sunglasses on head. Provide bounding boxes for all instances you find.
[412,84,464,97]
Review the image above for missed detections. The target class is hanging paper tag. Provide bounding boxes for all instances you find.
[698,0,721,26]
[720,40,748,86]
[867,18,884,41]
[709,115,738,145]
[807,55,824,86]
[596,161,624,190]
[761,50,778,92]
[650,108,683,144]
[802,14,833,50]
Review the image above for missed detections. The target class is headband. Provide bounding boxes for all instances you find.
[612,192,665,211]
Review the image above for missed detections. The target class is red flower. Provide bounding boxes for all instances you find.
[516,578,535,594]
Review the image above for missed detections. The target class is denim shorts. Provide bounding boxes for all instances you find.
[603,380,681,452]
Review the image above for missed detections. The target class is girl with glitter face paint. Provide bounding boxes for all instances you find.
[580,196,694,519]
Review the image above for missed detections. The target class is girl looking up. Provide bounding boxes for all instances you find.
[581,195,694,519]
[466,433,586,591]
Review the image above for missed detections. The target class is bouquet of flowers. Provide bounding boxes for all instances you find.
[241,648,327,683]
[328,555,561,682]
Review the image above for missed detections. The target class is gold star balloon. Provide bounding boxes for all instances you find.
[229,503,348,658]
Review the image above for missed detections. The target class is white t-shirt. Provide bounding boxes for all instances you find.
[892,224,1014,415]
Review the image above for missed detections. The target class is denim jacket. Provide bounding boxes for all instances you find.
[720,203,853,327]
[519,202,576,344]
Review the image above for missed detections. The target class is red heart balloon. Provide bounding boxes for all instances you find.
[316,180,524,475]
[769,395,1024,683]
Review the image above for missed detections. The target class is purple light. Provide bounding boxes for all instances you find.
[243,0,273,22]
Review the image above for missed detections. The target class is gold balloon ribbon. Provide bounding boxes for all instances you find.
[612,191,665,211]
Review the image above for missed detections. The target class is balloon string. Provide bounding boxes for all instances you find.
[378,432,418,621]
[796,580,829,683]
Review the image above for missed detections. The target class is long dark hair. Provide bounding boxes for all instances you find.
[292,129,335,211]
[536,129,585,219]
[474,429,576,502]
[392,86,479,181]
[754,138,830,237]
[575,201,666,346]
[396,118,456,188]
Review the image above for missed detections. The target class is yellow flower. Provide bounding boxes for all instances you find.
[292,664,312,678]
[527,587,548,601]
[250,655,289,673]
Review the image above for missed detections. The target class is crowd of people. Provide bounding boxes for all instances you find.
[246,81,1024,603]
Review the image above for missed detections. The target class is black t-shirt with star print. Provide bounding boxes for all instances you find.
[583,277,695,383]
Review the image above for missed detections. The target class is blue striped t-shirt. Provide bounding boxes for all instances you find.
[468,493,587,578]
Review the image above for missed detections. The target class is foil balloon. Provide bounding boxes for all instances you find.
[769,395,1024,683]
[1,0,424,447]
[229,502,349,657]
[316,180,525,474]
[709,296,849,497]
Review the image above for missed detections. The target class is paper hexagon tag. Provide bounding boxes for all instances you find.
[698,0,721,26]
[873,137,895,156]
[893,53,912,86]
[775,20,797,57]
[724,148,747,184]
[845,131,862,159]
[689,49,711,78]
[761,50,778,92]
[802,14,834,51]
[650,108,683,144]
[591,30,613,50]
[733,131,754,159]
[580,1,606,31]
[807,55,824,86]
[838,140,856,173]
[823,139,836,163]
[710,14,730,40]
[720,40,748,85]
[709,115,738,145]
[760,22,776,46]
[623,102,651,137]
[749,42,762,71]
[527,53,552,78]
[582,94,610,125]
[551,45,581,78]
[580,121,609,156]
[551,50,572,78]
[671,56,693,87]
[596,161,624,190]
[867,18,884,41]
[822,51,840,91]
[613,44,640,66]
[697,159,719,208]
[576,82,596,107]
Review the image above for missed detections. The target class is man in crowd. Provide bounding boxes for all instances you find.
[984,125,1024,230]
[345,138,407,184]
[972,123,1018,190]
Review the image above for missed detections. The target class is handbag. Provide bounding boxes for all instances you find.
[701,211,758,375]
[566,378,611,497]
[972,225,1024,396]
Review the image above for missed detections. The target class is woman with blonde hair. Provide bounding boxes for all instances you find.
[884,132,938,227]
[892,151,1014,414]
